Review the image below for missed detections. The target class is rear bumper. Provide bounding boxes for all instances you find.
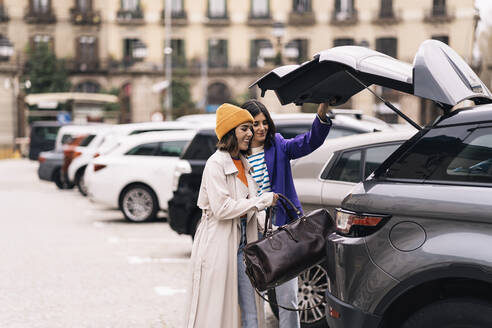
[38,163,58,181]
[325,291,381,328]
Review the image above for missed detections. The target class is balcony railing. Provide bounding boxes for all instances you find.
[423,6,455,23]
[116,9,144,25]
[330,9,358,26]
[247,13,273,26]
[161,10,187,26]
[70,8,101,25]
[0,5,9,23]
[205,12,230,26]
[372,8,402,24]
[24,7,56,24]
[288,11,315,26]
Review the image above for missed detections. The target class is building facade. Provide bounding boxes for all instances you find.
[0,0,477,150]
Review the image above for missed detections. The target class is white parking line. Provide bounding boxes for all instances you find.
[92,221,106,228]
[127,256,189,264]
[107,236,190,244]
[154,286,186,296]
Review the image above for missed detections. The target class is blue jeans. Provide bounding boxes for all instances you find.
[237,217,258,328]
[275,277,300,328]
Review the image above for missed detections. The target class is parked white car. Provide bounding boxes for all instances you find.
[85,130,196,222]
[68,121,194,196]
[292,129,415,217]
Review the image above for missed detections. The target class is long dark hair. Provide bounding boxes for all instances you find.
[240,99,276,147]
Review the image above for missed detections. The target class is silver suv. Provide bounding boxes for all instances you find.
[252,40,492,328]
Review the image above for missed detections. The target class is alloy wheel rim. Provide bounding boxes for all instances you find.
[123,188,153,221]
[298,264,328,324]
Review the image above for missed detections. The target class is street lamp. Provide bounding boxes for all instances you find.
[272,21,285,65]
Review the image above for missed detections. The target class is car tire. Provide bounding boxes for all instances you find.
[401,298,492,328]
[268,261,329,328]
[120,185,159,223]
[53,168,64,189]
[75,167,88,196]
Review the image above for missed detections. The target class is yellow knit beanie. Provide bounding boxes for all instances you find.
[215,103,254,140]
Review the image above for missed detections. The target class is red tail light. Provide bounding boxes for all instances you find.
[335,209,390,237]
[38,156,46,163]
[94,164,107,172]
[73,151,82,159]
[93,153,100,158]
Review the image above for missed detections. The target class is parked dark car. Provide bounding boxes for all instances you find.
[252,39,492,328]
[29,121,62,160]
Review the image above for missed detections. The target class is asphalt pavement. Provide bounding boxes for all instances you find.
[0,159,278,328]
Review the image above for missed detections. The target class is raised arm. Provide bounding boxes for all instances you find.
[282,103,332,160]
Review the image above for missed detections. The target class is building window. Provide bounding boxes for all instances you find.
[208,39,227,68]
[379,0,393,18]
[76,0,92,12]
[293,0,311,13]
[207,82,231,111]
[250,39,273,67]
[208,0,226,18]
[168,39,186,68]
[163,0,185,18]
[121,0,140,11]
[432,0,446,16]
[251,0,269,18]
[333,38,354,47]
[376,37,397,58]
[334,0,355,19]
[32,34,54,52]
[123,38,147,66]
[77,36,98,70]
[432,35,449,45]
[285,39,308,63]
[32,0,50,14]
[75,81,100,93]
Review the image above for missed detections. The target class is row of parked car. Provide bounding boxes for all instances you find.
[33,106,411,327]
[33,39,492,328]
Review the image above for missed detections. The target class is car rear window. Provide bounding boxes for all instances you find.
[125,142,159,156]
[32,126,59,141]
[323,143,401,183]
[382,124,492,185]
[79,134,96,147]
[156,140,189,157]
[181,133,218,160]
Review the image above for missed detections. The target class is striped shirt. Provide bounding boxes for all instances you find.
[247,146,271,196]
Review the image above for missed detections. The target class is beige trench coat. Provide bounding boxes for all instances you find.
[184,150,274,328]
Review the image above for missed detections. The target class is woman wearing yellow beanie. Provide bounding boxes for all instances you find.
[185,103,278,328]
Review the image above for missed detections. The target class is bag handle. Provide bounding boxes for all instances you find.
[263,193,302,236]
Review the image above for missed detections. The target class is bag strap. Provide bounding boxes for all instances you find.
[263,193,302,236]
[253,286,323,312]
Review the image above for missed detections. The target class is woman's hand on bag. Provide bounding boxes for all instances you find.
[272,193,279,206]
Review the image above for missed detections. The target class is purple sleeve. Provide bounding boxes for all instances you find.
[280,116,332,160]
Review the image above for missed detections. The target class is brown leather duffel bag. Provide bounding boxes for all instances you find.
[243,194,334,292]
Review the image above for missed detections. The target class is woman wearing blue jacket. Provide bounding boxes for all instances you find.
[241,100,331,328]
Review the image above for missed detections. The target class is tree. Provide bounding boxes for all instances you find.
[171,78,198,118]
[22,43,71,94]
